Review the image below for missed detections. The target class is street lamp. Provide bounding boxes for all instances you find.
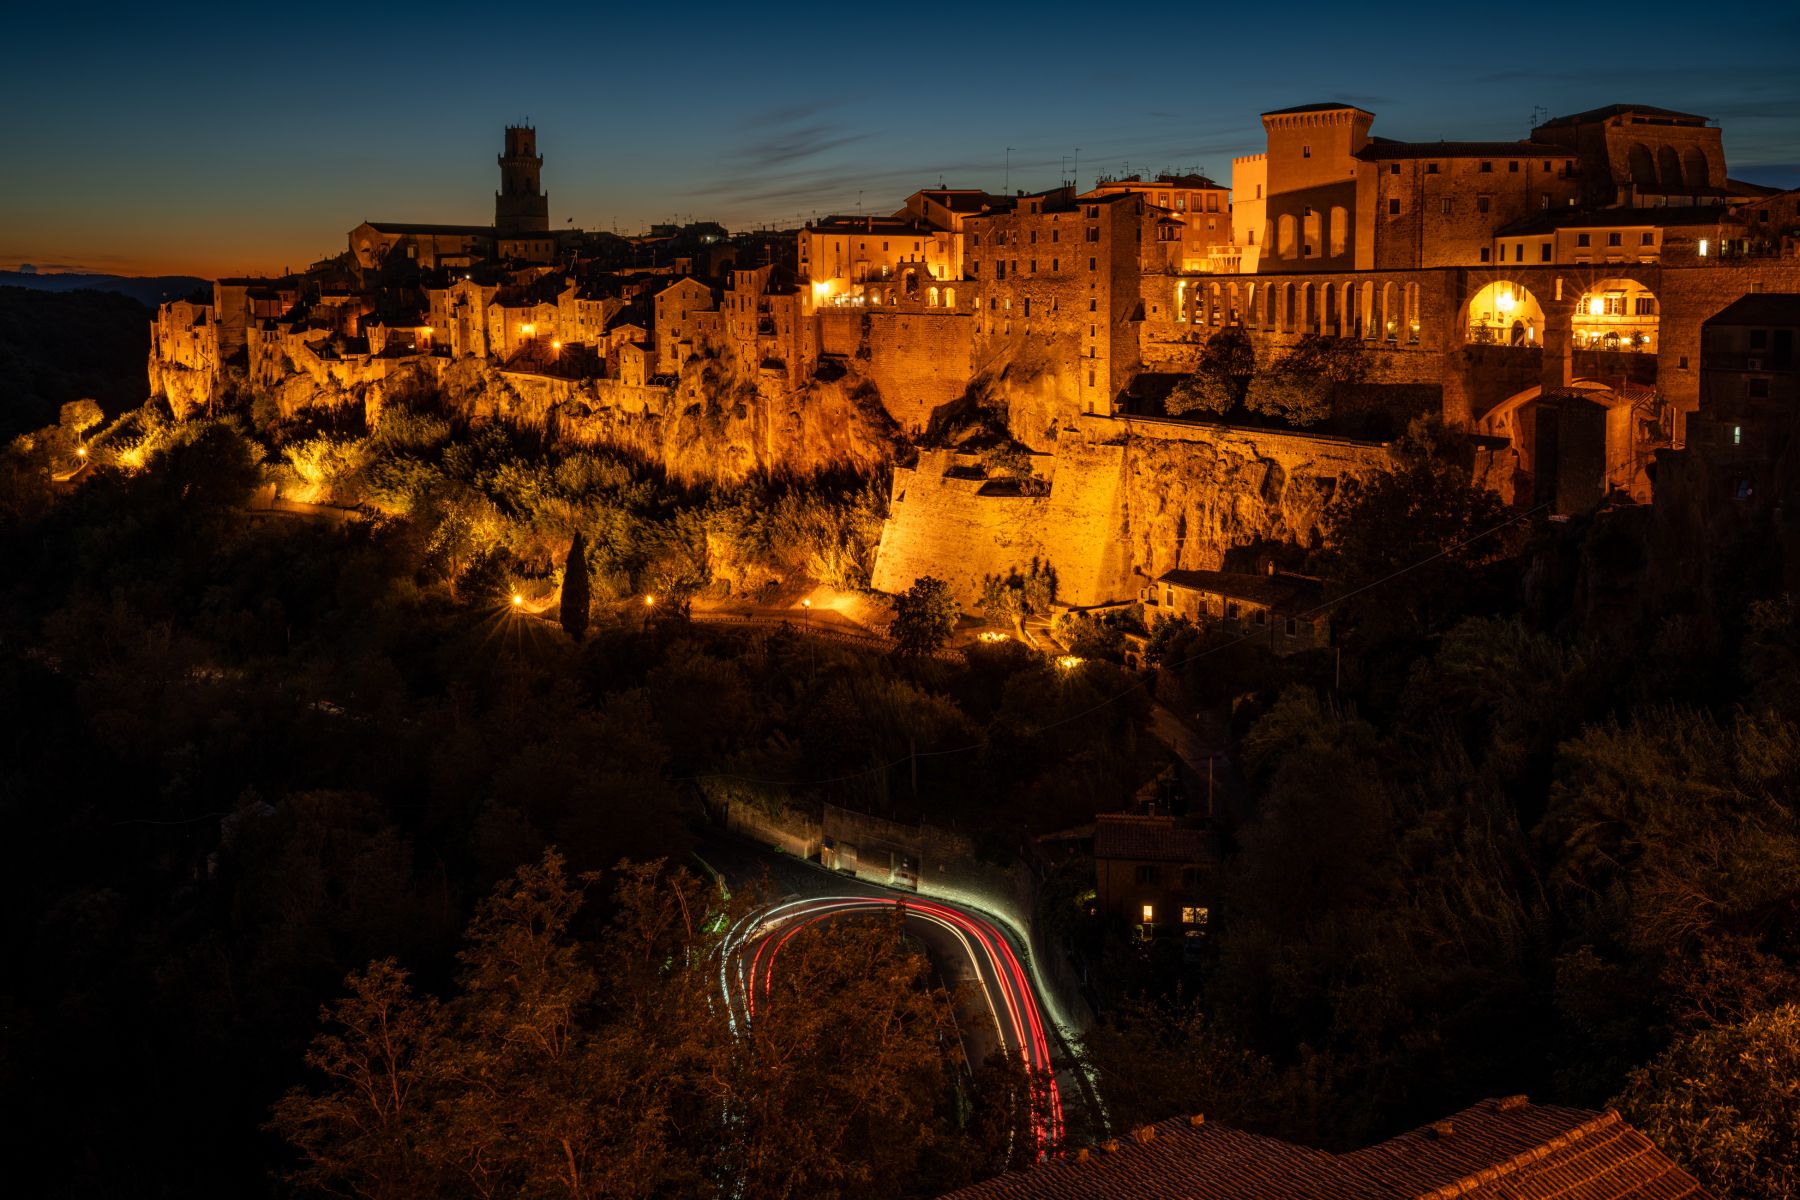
[511,593,523,609]
[801,597,811,630]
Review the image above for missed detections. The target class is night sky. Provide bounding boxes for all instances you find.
[5,1,1798,279]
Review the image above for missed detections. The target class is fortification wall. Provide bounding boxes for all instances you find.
[870,441,1130,608]
[1116,415,1393,582]
[816,308,974,433]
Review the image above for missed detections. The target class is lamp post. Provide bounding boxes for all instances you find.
[801,597,811,631]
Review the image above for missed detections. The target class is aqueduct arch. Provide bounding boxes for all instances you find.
[1466,280,1545,345]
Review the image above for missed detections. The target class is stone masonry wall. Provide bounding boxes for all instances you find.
[870,442,1130,609]
[1117,415,1393,585]
[818,307,974,433]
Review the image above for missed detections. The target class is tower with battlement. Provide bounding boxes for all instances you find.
[496,126,550,236]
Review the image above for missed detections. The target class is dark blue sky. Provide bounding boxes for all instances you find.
[5,1,1797,277]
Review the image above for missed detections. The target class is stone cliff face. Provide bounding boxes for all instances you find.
[548,356,898,484]
[152,337,898,485]
[1119,419,1393,582]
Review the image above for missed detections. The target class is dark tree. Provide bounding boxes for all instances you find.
[560,530,591,642]
[890,575,959,657]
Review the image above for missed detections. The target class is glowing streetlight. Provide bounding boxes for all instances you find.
[511,593,523,608]
[644,594,656,608]
[1055,654,1084,671]
[801,597,812,629]
[75,446,88,459]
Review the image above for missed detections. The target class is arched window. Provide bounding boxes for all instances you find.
[1277,214,1297,259]
[1381,282,1396,341]
[1682,146,1710,191]
[1657,145,1684,192]
[928,286,939,307]
[944,287,955,310]
[1282,282,1295,332]
[1627,143,1656,188]
[1329,206,1348,258]
[1405,283,1421,344]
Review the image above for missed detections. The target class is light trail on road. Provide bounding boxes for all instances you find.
[720,893,1065,1154]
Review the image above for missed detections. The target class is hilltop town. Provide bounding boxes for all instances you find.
[10,95,1800,1200]
[144,105,1800,621]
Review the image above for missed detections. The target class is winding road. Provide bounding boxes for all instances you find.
[703,835,1073,1155]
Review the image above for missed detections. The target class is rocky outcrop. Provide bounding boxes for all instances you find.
[154,333,898,485]
[1119,418,1392,580]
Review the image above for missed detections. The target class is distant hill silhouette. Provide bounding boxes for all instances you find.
[1,270,209,308]
[0,286,152,440]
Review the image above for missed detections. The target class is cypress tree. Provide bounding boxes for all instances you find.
[559,531,590,643]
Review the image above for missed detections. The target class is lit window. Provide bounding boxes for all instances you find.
[1732,424,1743,444]
[1181,906,1209,925]
[1141,904,1155,922]
[1699,239,1710,256]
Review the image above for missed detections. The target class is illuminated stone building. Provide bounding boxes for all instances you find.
[1090,172,1232,272]
[962,186,1148,420]
[348,127,563,272]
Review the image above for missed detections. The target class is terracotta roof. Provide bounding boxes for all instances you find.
[1356,139,1566,161]
[1157,568,1322,614]
[1092,814,1213,864]
[1342,1099,1710,1200]
[1703,293,1800,327]
[940,1099,1712,1200]
[1263,102,1374,118]
[362,221,494,236]
[1495,205,1741,237]
[1535,104,1711,129]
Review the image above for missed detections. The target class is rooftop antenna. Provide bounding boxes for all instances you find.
[1073,148,1081,188]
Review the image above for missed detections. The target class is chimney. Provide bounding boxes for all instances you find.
[1429,1120,1456,1139]
[1189,1114,1207,1127]
[1131,1126,1156,1144]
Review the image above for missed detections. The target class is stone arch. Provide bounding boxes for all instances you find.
[1381,281,1397,341]
[904,268,919,298]
[1278,214,1297,259]
[1209,282,1222,325]
[1466,280,1544,344]
[1657,145,1684,192]
[1282,282,1295,332]
[1682,146,1710,191]
[1228,282,1241,324]
[943,286,955,310]
[1360,280,1375,339]
[1627,143,1656,189]
[928,285,939,307]
[1321,282,1337,335]
[1405,282,1421,343]
[1573,276,1659,352]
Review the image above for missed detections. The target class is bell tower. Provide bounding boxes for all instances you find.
[496,125,550,236]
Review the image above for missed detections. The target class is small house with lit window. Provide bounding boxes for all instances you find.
[1684,293,1800,504]
[1144,566,1329,655]
[1092,813,1218,940]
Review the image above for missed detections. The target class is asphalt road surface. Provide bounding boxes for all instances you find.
[700,831,1068,1152]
